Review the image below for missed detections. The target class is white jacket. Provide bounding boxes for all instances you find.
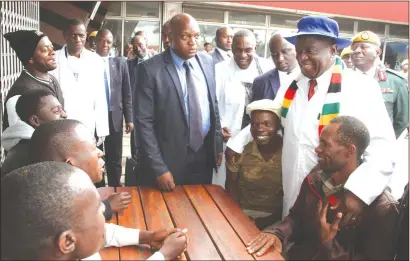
[227,63,396,217]
[50,46,109,137]
[1,120,34,151]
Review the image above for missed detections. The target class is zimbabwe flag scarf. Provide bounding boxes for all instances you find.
[281,57,343,136]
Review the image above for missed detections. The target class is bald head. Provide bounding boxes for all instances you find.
[169,13,200,59]
[232,29,257,69]
[215,26,233,51]
[1,162,96,260]
[269,32,297,72]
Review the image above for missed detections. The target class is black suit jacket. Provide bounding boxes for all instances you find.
[251,68,281,102]
[107,56,133,132]
[135,48,223,185]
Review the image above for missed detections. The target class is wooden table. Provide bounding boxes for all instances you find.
[98,185,284,260]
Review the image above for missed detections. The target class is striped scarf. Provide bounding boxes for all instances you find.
[281,57,343,136]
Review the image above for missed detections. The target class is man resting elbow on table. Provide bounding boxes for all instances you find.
[1,162,188,261]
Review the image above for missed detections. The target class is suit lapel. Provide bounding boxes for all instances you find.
[195,53,214,104]
[164,49,188,123]
[108,57,116,89]
[216,49,224,63]
[270,69,280,96]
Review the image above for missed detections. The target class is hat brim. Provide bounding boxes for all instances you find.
[284,32,352,49]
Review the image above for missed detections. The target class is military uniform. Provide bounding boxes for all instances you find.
[351,30,409,138]
[373,65,409,138]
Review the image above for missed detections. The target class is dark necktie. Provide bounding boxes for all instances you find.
[308,79,317,101]
[183,61,203,151]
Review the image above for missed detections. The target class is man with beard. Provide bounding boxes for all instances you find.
[351,30,409,138]
[210,26,234,64]
[226,16,395,226]
[51,18,108,147]
[213,29,271,187]
[3,30,64,130]
[135,13,223,191]
[226,99,283,230]
[247,116,398,260]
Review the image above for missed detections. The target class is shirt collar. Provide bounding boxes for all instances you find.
[23,69,51,84]
[170,48,194,69]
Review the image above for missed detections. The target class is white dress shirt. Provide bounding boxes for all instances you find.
[50,46,109,137]
[83,223,165,260]
[215,47,232,61]
[227,62,396,217]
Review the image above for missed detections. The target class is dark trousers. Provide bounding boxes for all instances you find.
[104,112,124,187]
[179,143,213,185]
[130,128,138,157]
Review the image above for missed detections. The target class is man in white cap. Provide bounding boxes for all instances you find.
[226,99,283,230]
[226,16,395,227]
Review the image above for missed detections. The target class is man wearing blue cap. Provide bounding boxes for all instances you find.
[227,15,395,239]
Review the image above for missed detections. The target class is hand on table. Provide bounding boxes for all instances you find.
[107,192,131,212]
[157,172,175,192]
[246,232,282,257]
[159,229,188,261]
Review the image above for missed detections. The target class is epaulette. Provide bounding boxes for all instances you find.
[386,68,406,79]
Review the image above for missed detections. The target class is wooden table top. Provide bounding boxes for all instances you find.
[98,185,284,260]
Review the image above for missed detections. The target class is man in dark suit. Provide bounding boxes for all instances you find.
[136,13,223,191]
[251,32,299,102]
[127,34,145,160]
[95,29,134,187]
[209,26,234,65]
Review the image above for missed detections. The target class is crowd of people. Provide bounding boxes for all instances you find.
[1,12,409,260]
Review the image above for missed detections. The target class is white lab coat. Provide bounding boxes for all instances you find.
[227,63,396,217]
[212,56,271,187]
[50,46,109,137]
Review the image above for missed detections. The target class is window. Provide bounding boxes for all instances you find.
[382,41,409,70]
[124,20,160,52]
[197,24,220,51]
[270,13,302,29]
[333,17,354,35]
[184,7,224,23]
[389,24,409,39]
[101,19,122,56]
[126,2,159,18]
[229,11,266,26]
[232,27,267,58]
[106,1,121,17]
[358,20,386,36]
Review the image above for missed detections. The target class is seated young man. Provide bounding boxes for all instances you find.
[26,119,131,220]
[226,99,283,230]
[246,116,399,260]
[1,162,188,260]
[1,89,66,175]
